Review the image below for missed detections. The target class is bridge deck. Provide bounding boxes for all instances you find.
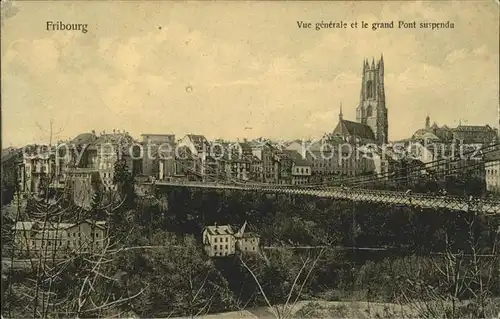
[143,181,500,214]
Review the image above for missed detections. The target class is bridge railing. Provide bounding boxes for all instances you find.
[150,180,500,211]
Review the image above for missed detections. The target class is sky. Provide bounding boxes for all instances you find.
[1,0,499,147]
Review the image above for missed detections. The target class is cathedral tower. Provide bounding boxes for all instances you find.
[356,55,388,144]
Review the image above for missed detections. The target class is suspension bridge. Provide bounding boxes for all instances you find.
[141,180,500,214]
[137,142,500,214]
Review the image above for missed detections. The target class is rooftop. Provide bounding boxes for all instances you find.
[205,225,234,236]
[454,124,494,132]
[238,232,260,239]
[334,119,376,141]
[283,149,311,166]
[71,133,98,145]
[183,134,210,152]
[94,133,135,145]
[141,133,176,137]
[13,220,107,231]
[484,147,500,162]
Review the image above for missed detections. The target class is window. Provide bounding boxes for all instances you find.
[366,80,373,99]
[367,104,373,116]
[214,238,217,243]
[225,245,228,249]
[220,245,223,250]
[225,237,228,242]
[214,245,217,250]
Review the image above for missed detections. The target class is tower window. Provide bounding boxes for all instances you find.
[366,80,373,98]
[366,105,373,117]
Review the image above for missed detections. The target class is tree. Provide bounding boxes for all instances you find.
[397,214,500,318]
[106,232,236,317]
[151,158,159,179]
[239,248,326,319]
[3,129,145,318]
[3,178,144,318]
[113,156,135,207]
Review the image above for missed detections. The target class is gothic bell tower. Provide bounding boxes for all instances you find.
[356,55,388,144]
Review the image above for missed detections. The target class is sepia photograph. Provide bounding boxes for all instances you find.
[1,0,500,318]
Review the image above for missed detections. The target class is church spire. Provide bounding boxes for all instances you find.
[339,102,343,121]
[379,53,384,75]
[371,57,375,69]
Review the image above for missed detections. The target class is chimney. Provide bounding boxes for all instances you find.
[339,102,343,121]
[214,222,218,228]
